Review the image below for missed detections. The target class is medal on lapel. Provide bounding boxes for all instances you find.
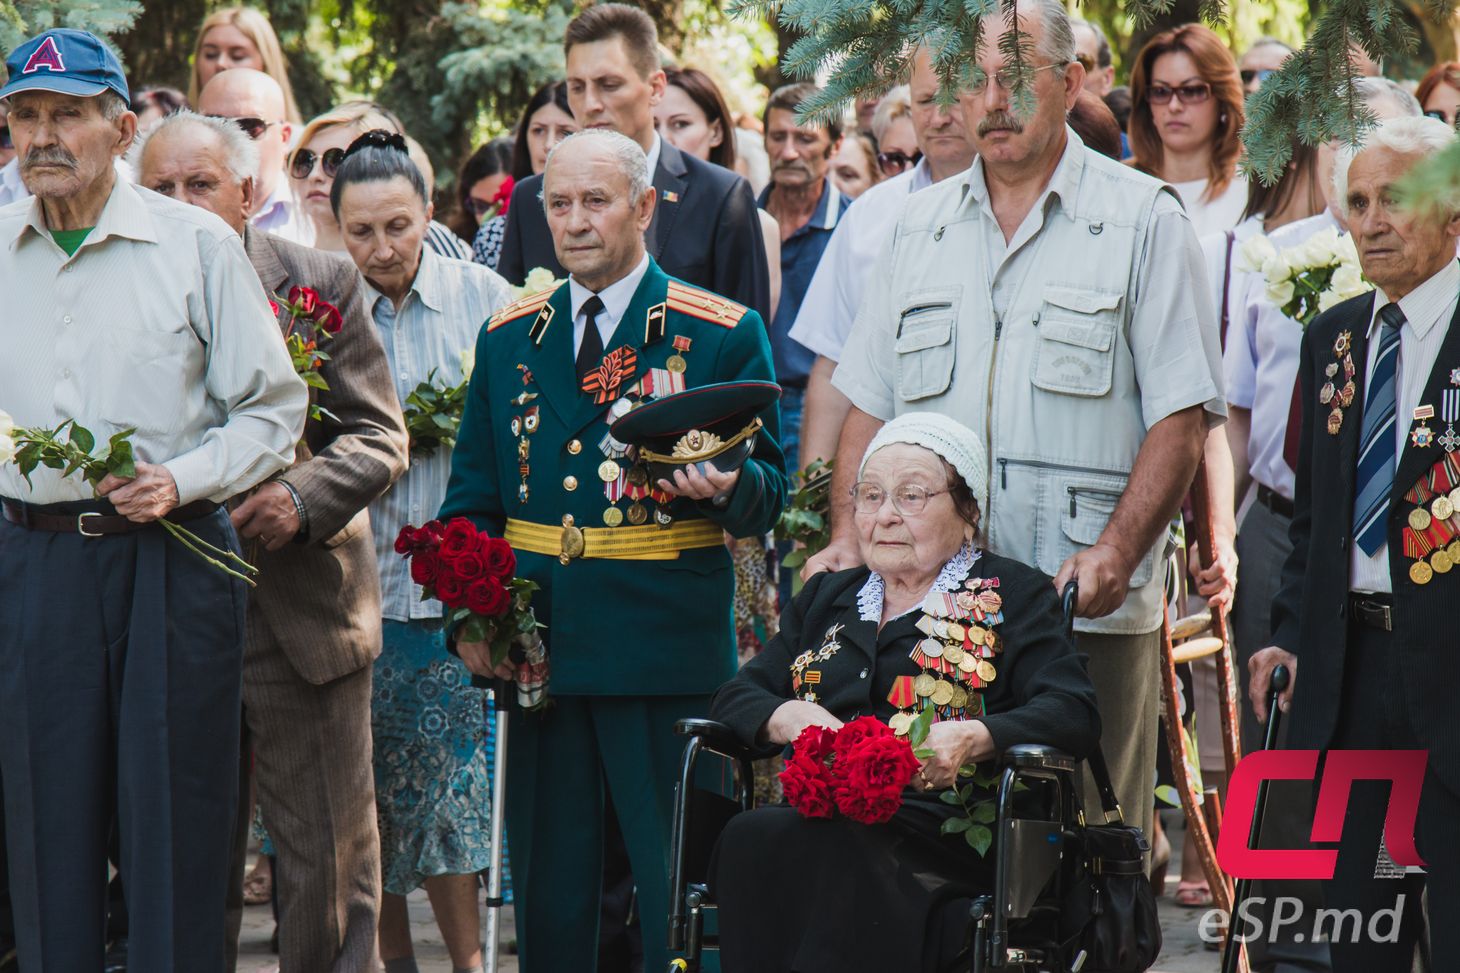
[1442,389,1460,453]
[666,335,692,374]
[1327,332,1356,435]
[581,346,638,405]
[1412,405,1436,448]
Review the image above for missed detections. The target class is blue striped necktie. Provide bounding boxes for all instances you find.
[1353,302,1406,556]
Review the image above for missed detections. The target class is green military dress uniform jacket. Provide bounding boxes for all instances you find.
[440,256,788,691]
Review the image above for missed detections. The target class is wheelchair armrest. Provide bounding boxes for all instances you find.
[675,718,756,761]
[1000,744,1076,774]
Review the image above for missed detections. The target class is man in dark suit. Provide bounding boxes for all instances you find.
[134,112,409,972]
[1251,116,1460,971]
[497,3,771,325]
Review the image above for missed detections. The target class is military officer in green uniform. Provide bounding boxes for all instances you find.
[440,128,787,973]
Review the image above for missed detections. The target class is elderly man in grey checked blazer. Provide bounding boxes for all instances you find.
[134,111,410,972]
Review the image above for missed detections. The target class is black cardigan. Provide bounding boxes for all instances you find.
[710,551,1101,760]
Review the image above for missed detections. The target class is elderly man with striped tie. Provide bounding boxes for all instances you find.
[1252,115,1460,971]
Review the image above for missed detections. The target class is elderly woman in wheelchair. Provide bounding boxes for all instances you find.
[700,413,1102,973]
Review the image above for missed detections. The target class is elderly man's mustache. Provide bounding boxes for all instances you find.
[22,146,78,171]
[977,111,1024,136]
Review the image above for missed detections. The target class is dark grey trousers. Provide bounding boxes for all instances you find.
[0,501,246,972]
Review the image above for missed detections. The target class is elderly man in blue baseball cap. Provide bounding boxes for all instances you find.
[0,29,308,972]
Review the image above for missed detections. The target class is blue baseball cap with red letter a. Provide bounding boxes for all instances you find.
[1,29,130,104]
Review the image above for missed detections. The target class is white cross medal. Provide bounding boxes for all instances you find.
[1441,389,1460,454]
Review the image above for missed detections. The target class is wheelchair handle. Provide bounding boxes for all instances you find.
[1061,579,1078,637]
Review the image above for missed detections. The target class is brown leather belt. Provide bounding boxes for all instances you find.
[2,499,220,537]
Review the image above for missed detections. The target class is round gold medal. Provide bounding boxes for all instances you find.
[949,685,970,710]
[957,654,978,674]
[913,673,937,697]
[1411,560,1435,585]
[598,459,620,482]
[626,465,649,487]
[627,502,648,525]
[888,711,914,736]
[945,621,966,641]
[1433,549,1454,573]
[1449,487,1460,510]
[1435,496,1456,521]
[1448,540,1460,563]
[1410,507,1434,532]
[967,625,989,646]
[602,506,624,527]
[956,592,977,612]
[943,643,966,665]
[930,680,955,706]
[933,620,949,639]
[977,659,998,682]
[666,354,688,374]
[918,637,944,659]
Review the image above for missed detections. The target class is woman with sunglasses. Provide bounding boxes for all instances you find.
[1416,62,1460,127]
[870,86,920,178]
[1129,24,1247,238]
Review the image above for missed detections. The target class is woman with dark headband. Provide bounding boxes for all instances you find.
[332,131,516,973]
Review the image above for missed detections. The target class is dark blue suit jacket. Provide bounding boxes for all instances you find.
[496,139,772,324]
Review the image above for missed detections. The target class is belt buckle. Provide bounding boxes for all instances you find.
[76,511,104,538]
[1375,603,1392,632]
[559,514,585,565]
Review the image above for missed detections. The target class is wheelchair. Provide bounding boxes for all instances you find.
[664,718,1088,972]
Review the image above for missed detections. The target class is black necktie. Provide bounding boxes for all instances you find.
[576,295,605,382]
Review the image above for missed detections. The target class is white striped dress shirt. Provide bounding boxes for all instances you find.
[0,178,308,505]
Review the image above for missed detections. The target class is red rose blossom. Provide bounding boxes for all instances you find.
[420,520,446,541]
[451,549,489,582]
[440,518,481,558]
[779,752,836,819]
[831,715,893,764]
[314,301,344,334]
[394,525,417,556]
[467,576,511,616]
[833,734,921,825]
[268,299,280,318]
[794,724,839,765]
[483,537,516,580]
[435,572,467,608]
[409,551,440,586]
[288,285,319,316]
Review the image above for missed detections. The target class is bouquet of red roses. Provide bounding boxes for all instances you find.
[395,517,548,709]
[778,716,922,825]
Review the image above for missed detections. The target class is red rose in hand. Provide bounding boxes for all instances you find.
[483,537,516,580]
[467,576,511,616]
[833,734,921,825]
[289,285,319,316]
[779,752,835,819]
[314,300,343,334]
[794,724,839,766]
[441,518,481,558]
[409,551,440,586]
[435,572,467,608]
[394,525,417,556]
[831,715,893,765]
[421,520,446,541]
[452,549,489,582]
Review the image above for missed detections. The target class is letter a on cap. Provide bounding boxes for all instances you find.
[23,36,66,75]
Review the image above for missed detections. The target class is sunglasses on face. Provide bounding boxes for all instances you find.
[1239,68,1276,87]
[206,115,279,141]
[1075,53,1097,72]
[1146,82,1213,106]
[877,150,922,175]
[1424,109,1457,126]
[291,146,347,181]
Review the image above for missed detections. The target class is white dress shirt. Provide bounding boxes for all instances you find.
[0,178,308,505]
[1350,258,1460,594]
[568,254,651,356]
[787,159,936,362]
[0,158,26,207]
[1222,210,1344,501]
[365,245,513,620]
[250,178,314,245]
[645,133,662,183]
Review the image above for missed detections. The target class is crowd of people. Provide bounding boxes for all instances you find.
[2,0,1460,971]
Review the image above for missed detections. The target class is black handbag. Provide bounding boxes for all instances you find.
[1057,747,1162,973]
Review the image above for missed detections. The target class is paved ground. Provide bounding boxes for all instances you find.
[236,816,1223,972]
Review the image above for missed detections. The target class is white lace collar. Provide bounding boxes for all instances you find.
[855,542,982,623]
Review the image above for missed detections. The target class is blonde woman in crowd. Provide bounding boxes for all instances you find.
[188,6,301,124]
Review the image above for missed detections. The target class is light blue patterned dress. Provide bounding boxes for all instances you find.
[366,246,514,894]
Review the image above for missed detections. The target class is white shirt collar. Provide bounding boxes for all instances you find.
[250,179,292,225]
[569,252,651,330]
[645,132,662,180]
[1366,259,1460,343]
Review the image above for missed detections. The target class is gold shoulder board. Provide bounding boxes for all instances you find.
[487,289,554,333]
[666,281,748,329]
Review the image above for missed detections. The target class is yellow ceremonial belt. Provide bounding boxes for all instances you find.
[505,516,724,564]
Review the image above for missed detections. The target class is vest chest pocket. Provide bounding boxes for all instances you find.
[894,299,956,402]
[1032,286,1121,397]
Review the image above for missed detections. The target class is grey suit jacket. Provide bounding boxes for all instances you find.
[243,228,409,685]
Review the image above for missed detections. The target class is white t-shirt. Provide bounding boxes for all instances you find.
[1170,173,1248,238]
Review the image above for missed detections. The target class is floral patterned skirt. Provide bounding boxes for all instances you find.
[372,619,505,896]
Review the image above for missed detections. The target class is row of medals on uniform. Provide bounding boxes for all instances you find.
[1400,386,1460,585]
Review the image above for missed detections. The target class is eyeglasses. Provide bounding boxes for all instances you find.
[850,482,948,517]
[1146,82,1213,105]
[967,62,1068,96]
[1424,108,1457,126]
[1075,53,1097,72]
[1239,69,1276,87]
[876,150,922,176]
[290,146,347,180]
[208,115,279,141]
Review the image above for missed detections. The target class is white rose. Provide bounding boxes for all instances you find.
[1266,278,1296,306]
[1317,287,1343,313]
[1263,252,1292,285]
[0,410,14,466]
[1330,264,1366,298]
[1333,233,1360,267]
[1238,235,1277,274]
[459,346,476,382]
[1302,227,1343,268]
[523,266,560,293]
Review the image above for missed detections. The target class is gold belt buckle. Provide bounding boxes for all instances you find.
[559,514,585,564]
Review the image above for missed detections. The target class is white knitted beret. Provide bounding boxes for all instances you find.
[859,412,989,516]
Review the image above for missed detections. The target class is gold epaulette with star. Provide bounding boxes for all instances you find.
[487,289,554,333]
[666,281,748,329]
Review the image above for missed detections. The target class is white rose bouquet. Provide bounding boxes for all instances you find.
[512,266,565,300]
[1241,228,1369,329]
